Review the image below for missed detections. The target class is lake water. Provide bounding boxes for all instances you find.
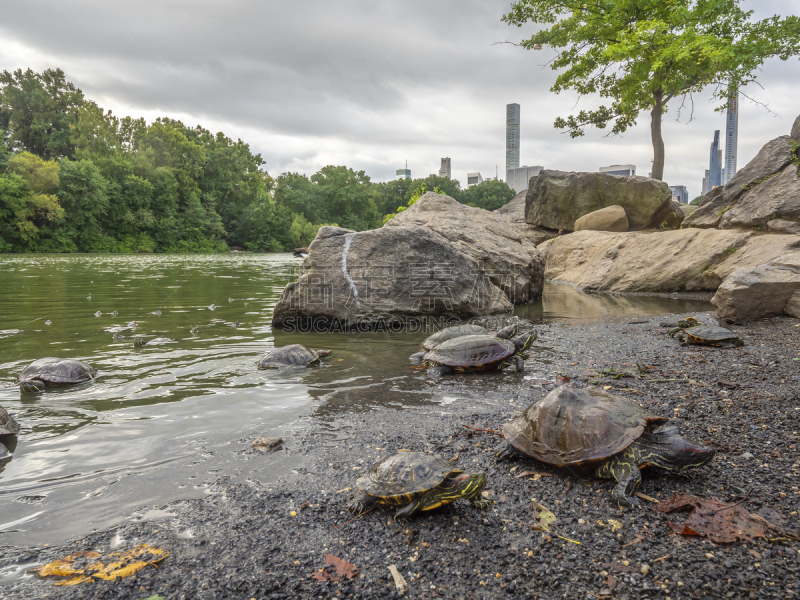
[0,253,713,548]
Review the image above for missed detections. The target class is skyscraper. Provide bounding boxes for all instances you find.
[724,93,739,184]
[505,165,543,193]
[438,157,451,179]
[506,103,520,175]
[709,130,722,190]
[396,160,411,179]
[669,185,689,205]
[701,169,710,196]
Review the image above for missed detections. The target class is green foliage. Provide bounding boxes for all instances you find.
[724,246,738,254]
[503,0,800,179]
[689,196,704,205]
[382,182,446,224]
[458,179,515,211]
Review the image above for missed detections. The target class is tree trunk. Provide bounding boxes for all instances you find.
[650,89,665,180]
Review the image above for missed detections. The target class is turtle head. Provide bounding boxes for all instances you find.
[435,472,487,503]
[513,330,538,353]
[495,323,518,340]
[677,317,698,329]
[19,379,45,393]
[315,350,332,358]
[640,425,716,471]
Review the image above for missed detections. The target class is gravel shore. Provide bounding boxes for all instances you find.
[2,314,799,599]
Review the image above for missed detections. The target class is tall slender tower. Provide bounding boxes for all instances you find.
[506,103,520,176]
[724,93,739,184]
[709,130,722,189]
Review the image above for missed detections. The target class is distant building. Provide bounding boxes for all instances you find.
[396,160,411,179]
[438,157,451,179]
[701,169,710,196]
[709,130,723,189]
[724,93,739,184]
[467,172,483,187]
[506,103,520,175]
[506,165,543,193]
[669,185,689,205]
[599,164,636,177]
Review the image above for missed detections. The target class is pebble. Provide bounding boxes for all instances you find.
[290,511,297,517]
[640,564,651,575]
[740,452,754,460]
[622,560,630,567]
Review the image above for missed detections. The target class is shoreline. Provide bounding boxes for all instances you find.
[2,314,798,599]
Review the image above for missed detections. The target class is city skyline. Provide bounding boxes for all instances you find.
[3,0,789,199]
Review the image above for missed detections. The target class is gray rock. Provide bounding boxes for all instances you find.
[387,192,545,303]
[739,452,754,461]
[525,170,671,231]
[574,205,629,232]
[712,252,800,323]
[792,114,800,141]
[720,165,800,229]
[767,219,800,235]
[494,190,555,245]
[272,225,513,329]
[252,437,283,452]
[646,199,685,229]
[785,290,800,318]
[685,136,795,228]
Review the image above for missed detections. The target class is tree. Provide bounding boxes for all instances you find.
[459,179,516,211]
[503,0,800,180]
[0,68,84,160]
[56,159,111,251]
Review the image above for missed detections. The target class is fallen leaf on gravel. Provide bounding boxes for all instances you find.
[31,544,169,586]
[607,519,622,532]
[655,493,766,543]
[515,471,554,479]
[635,492,659,503]
[141,596,166,600]
[532,502,557,532]
[748,549,762,560]
[310,554,359,582]
[756,507,786,527]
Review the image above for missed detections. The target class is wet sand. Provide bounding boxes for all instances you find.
[2,314,799,599]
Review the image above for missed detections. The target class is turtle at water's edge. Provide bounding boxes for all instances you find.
[420,330,536,379]
[0,404,20,458]
[15,358,97,393]
[496,386,715,506]
[347,452,489,519]
[409,323,518,363]
[256,344,331,369]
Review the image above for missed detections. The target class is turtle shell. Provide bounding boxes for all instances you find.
[679,315,720,328]
[0,405,20,436]
[256,344,320,368]
[15,358,97,385]
[420,324,490,350]
[683,325,742,346]
[502,386,668,467]
[423,335,515,368]
[357,452,461,503]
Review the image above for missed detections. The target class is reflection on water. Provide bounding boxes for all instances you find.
[0,254,713,547]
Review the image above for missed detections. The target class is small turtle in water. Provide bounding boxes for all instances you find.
[347,452,489,519]
[15,358,97,393]
[496,386,715,506]
[409,323,518,362]
[0,404,20,459]
[420,330,537,379]
[668,316,742,348]
[134,337,174,348]
[256,344,332,369]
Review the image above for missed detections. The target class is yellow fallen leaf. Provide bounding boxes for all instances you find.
[603,385,613,390]
[608,519,623,532]
[31,544,169,586]
[532,502,557,532]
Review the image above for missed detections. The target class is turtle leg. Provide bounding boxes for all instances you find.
[346,490,376,514]
[666,327,682,338]
[511,355,525,373]
[595,448,641,507]
[19,379,45,393]
[494,441,519,460]
[426,365,454,379]
[394,497,425,520]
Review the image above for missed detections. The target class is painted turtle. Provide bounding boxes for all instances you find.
[256,344,331,369]
[15,358,97,393]
[496,386,715,506]
[420,330,537,378]
[668,324,743,348]
[0,405,20,460]
[347,452,489,519]
[409,323,518,363]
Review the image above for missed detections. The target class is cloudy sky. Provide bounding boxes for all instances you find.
[1,0,798,198]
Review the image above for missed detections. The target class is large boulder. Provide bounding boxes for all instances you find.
[785,290,800,318]
[768,219,800,235]
[647,199,685,229]
[386,192,545,303]
[493,190,554,245]
[272,226,513,328]
[712,253,800,323]
[685,135,796,229]
[792,114,800,142]
[718,164,800,229]
[525,170,672,231]
[574,205,629,232]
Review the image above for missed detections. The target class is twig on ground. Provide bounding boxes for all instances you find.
[334,507,374,528]
[461,424,503,435]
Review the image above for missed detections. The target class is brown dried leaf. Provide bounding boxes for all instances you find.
[655,493,766,544]
[311,554,360,582]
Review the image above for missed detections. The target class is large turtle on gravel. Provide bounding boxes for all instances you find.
[667,319,743,348]
[496,386,715,507]
[420,330,537,378]
[0,405,20,459]
[15,358,97,393]
[409,323,518,363]
[347,452,489,519]
[256,344,331,369]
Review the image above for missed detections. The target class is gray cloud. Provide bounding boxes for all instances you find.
[0,0,798,197]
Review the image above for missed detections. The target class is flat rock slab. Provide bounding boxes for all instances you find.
[720,164,800,229]
[525,170,671,231]
[713,252,800,323]
[494,190,555,245]
[574,205,629,232]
